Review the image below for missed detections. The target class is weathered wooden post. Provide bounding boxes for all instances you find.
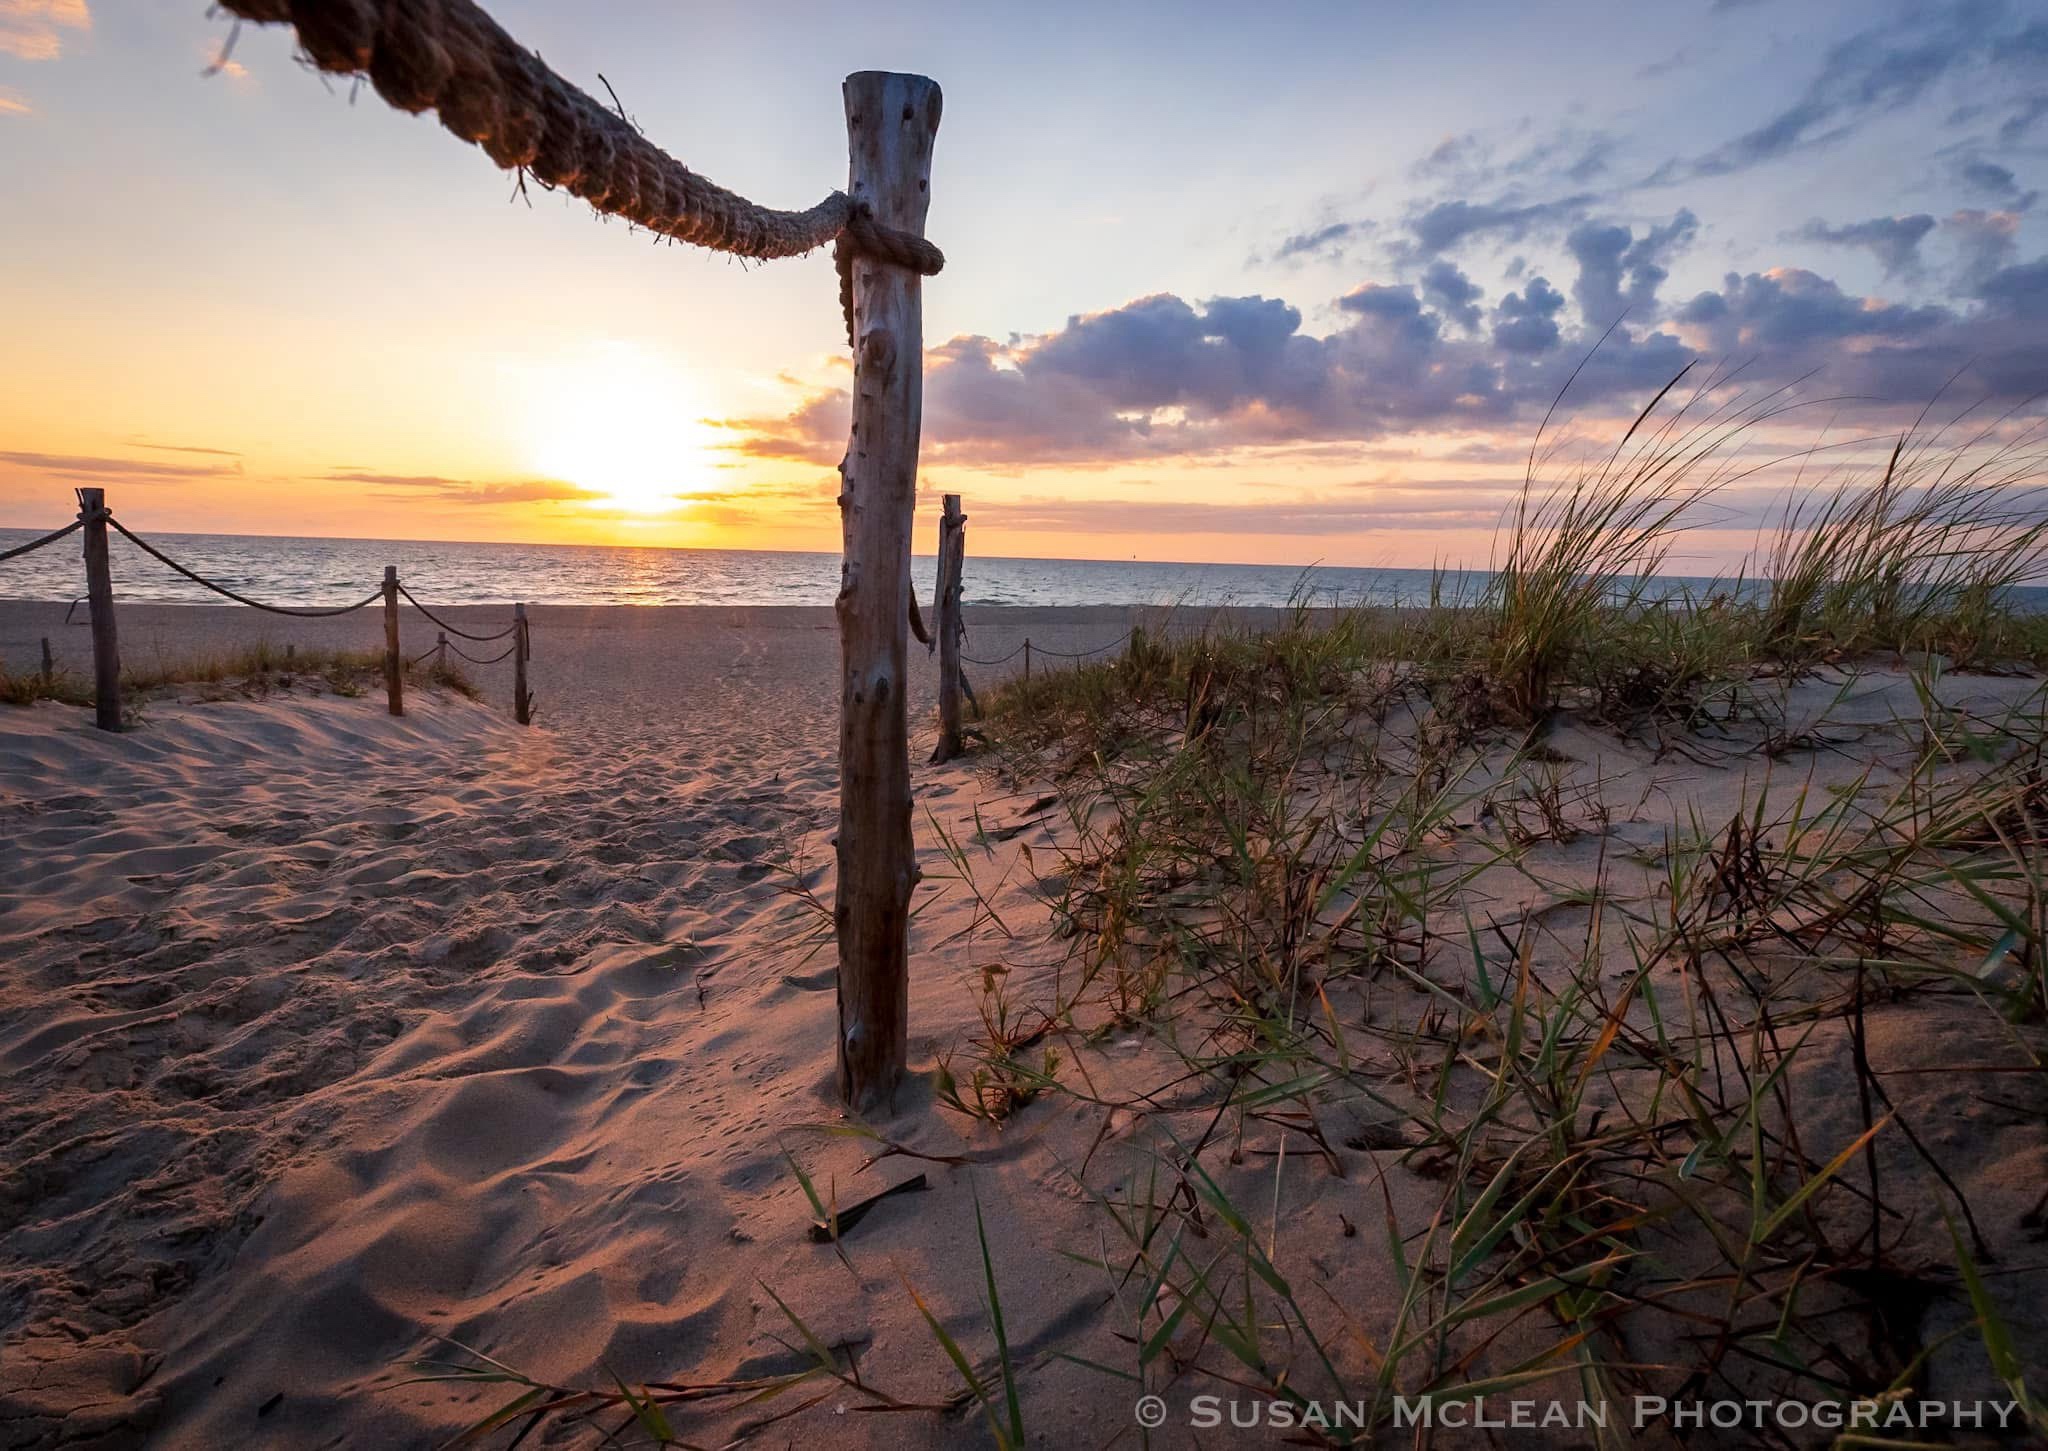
[1023,638,1032,682]
[39,637,54,685]
[513,603,531,726]
[381,565,403,716]
[835,70,940,1111]
[76,488,121,731]
[435,631,447,672]
[931,493,966,763]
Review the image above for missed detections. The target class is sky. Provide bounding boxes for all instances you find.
[1,0,2044,570]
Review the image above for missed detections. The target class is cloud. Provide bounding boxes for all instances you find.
[0,88,29,117]
[731,281,1695,469]
[0,0,88,62]
[1408,126,1613,193]
[1336,283,1440,346]
[322,469,599,505]
[1492,276,1567,354]
[974,488,1523,537]
[123,438,244,459]
[1998,95,2048,145]
[1673,258,2048,402]
[1674,267,1946,347]
[1791,214,1937,278]
[1567,209,1700,326]
[1264,177,1594,276]
[1945,208,2023,286]
[1399,193,1594,259]
[1978,257,2048,320]
[1272,221,1364,263]
[1637,45,1696,81]
[0,449,240,483]
[1419,260,1483,332]
[727,242,2048,474]
[1957,159,2036,207]
[1650,3,2043,185]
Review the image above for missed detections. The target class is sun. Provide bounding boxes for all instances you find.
[520,343,717,514]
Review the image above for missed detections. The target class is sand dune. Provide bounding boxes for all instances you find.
[0,606,1159,1448]
[4,607,2047,1448]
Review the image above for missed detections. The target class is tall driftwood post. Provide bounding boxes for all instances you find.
[77,488,121,732]
[931,493,966,763]
[381,565,403,717]
[436,631,447,671]
[1023,638,1032,681]
[835,70,941,1112]
[40,637,54,685]
[513,603,531,726]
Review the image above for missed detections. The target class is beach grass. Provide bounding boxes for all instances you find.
[0,640,479,713]
[945,394,2048,1439]
[417,386,2048,1448]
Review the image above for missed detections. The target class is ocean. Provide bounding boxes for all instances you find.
[0,529,1496,611]
[6,529,2042,615]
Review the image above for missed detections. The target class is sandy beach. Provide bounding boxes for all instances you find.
[7,0,2048,1442]
[1,602,1170,749]
[0,601,1202,1448]
[4,599,2048,1449]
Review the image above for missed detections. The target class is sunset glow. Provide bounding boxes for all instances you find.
[518,344,719,516]
[3,10,2048,1444]
[0,3,2042,568]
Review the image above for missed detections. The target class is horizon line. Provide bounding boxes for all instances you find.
[0,520,1477,579]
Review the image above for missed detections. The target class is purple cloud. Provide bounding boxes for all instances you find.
[1792,214,1938,278]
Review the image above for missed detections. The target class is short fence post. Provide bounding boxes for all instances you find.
[77,488,121,731]
[513,603,531,726]
[931,493,966,763]
[1023,638,1032,682]
[436,631,447,672]
[834,70,940,1112]
[381,565,403,717]
[40,637,54,684]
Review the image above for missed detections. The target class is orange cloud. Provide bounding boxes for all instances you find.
[0,88,30,116]
[0,0,87,61]
[0,0,88,61]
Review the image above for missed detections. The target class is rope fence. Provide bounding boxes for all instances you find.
[963,632,1133,668]
[2,489,534,730]
[0,518,84,563]
[448,639,518,667]
[109,516,382,617]
[396,582,516,641]
[9,483,1143,737]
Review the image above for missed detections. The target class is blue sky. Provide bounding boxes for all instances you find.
[0,0,2042,563]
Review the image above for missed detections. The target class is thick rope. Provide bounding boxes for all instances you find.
[394,581,515,641]
[108,517,384,617]
[213,0,943,347]
[0,518,84,562]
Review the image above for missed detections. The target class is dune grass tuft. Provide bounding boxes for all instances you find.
[955,382,2048,1439]
[1,639,481,715]
[394,379,2048,1447]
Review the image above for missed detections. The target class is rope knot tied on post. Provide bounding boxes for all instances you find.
[836,199,944,348]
